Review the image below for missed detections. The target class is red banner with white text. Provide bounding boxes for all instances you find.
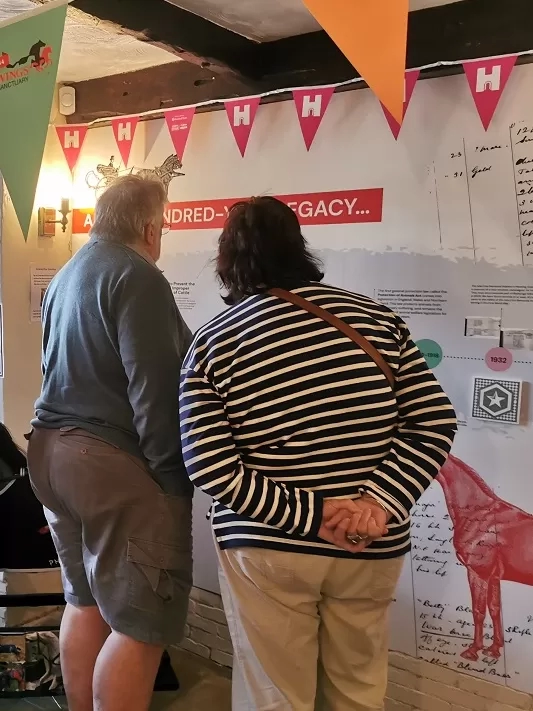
[72,188,383,234]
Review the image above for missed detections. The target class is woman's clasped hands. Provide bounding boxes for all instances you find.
[319,496,392,553]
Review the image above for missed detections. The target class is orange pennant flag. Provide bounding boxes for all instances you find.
[303,0,409,124]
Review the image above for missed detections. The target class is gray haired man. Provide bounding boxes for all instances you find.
[27,175,193,711]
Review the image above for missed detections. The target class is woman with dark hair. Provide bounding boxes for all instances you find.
[216,196,324,305]
[180,197,457,711]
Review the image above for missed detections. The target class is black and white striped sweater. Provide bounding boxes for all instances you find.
[179,283,457,558]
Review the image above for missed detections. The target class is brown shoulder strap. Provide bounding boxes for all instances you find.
[269,287,395,390]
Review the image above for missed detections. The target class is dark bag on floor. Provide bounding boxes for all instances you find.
[0,423,27,485]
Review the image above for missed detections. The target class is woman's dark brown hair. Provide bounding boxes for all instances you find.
[216,196,324,304]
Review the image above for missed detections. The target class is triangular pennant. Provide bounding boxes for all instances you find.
[0,0,68,239]
[111,116,139,167]
[224,97,261,157]
[463,55,517,131]
[165,106,195,161]
[292,87,335,150]
[381,70,420,140]
[56,125,88,174]
[302,0,408,123]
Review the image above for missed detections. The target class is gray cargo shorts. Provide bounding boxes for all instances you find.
[27,426,192,647]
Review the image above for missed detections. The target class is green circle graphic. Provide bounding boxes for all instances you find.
[416,339,443,369]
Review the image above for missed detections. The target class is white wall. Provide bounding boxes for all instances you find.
[1,113,72,608]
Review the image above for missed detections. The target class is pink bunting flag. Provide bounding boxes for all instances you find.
[224,97,261,157]
[56,125,88,173]
[463,55,517,131]
[381,69,420,139]
[293,87,335,150]
[165,107,196,160]
[111,116,139,167]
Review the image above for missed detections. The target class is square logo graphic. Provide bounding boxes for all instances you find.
[472,377,522,424]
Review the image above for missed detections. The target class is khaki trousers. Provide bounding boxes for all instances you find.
[216,543,404,711]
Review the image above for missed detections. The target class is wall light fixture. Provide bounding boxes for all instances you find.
[37,197,71,237]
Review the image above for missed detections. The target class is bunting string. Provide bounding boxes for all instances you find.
[55,51,528,173]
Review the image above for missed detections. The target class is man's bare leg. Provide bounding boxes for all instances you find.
[93,631,163,711]
[60,603,110,711]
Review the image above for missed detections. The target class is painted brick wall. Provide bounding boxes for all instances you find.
[179,587,233,668]
[180,586,533,711]
[386,653,533,711]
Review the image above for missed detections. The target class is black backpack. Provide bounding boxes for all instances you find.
[0,422,27,485]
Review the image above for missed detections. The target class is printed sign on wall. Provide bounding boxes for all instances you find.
[72,188,384,233]
[472,377,522,424]
[69,59,533,696]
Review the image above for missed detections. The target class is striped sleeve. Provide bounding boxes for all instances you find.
[360,322,457,523]
[179,365,324,537]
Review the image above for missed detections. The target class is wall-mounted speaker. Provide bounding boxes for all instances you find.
[58,85,76,116]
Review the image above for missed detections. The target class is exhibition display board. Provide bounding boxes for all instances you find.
[70,63,533,693]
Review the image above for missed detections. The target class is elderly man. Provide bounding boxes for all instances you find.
[27,175,193,711]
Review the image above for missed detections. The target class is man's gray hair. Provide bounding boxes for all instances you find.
[90,174,167,244]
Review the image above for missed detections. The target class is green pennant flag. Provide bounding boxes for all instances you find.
[0,0,68,240]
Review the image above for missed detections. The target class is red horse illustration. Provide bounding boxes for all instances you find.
[33,44,52,71]
[436,455,533,661]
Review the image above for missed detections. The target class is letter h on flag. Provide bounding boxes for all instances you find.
[56,125,88,174]
[111,116,139,167]
[225,97,261,156]
[293,87,335,150]
[463,55,517,131]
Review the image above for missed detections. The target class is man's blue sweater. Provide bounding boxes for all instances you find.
[33,236,193,496]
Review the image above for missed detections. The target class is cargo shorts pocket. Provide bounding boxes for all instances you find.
[127,537,192,613]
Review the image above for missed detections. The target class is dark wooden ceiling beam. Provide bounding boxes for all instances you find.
[67,61,255,124]
[70,0,260,79]
[67,0,533,123]
[256,0,533,86]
